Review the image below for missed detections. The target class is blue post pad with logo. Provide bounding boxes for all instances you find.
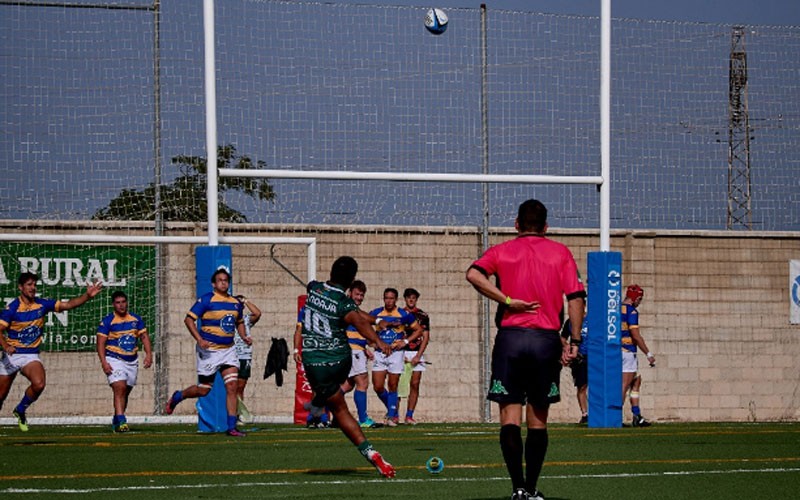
[586,251,623,428]
[194,245,233,433]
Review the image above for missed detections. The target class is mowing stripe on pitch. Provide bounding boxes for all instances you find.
[1,455,798,481]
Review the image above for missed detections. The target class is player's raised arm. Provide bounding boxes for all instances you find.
[236,295,262,325]
[60,281,104,311]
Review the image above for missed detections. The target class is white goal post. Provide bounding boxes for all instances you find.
[208,0,614,424]
[205,0,614,250]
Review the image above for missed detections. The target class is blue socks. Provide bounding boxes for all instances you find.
[387,392,398,419]
[16,393,36,414]
[377,390,389,408]
[377,390,399,419]
[354,390,368,422]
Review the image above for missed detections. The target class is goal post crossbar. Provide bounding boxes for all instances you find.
[219,168,604,186]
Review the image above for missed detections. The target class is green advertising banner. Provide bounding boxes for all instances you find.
[0,243,156,352]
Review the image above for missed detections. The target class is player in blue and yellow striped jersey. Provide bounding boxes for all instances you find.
[0,272,104,431]
[341,280,377,428]
[97,291,152,433]
[165,268,251,437]
[621,284,655,427]
[369,288,424,427]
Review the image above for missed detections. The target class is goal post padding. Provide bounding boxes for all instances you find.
[194,245,233,433]
[586,251,623,428]
[293,294,316,425]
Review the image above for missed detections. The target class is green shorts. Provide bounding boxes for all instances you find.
[303,357,352,407]
[238,359,252,380]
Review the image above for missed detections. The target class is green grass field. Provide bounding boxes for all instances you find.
[1,422,798,499]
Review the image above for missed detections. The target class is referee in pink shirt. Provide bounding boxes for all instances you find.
[467,199,586,500]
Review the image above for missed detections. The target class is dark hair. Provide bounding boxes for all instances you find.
[18,272,38,286]
[111,291,128,301]
[517,199,548,233]
[330,256,358,288]
[403,288,420,298]
[211,268,231,283]
[383,287,399,299]
[350,280,367,293]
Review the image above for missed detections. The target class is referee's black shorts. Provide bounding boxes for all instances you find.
[487,327,563,408]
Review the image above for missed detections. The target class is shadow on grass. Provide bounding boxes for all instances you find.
[466,497,568,500]
[304,468,366,477]
[6,441,58,446]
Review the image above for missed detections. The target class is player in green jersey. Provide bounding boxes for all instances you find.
[298,256,396,478]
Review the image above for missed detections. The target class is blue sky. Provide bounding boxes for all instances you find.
[315,0,800,25]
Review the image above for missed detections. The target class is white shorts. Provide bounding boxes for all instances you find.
[403,351,427,372]
[372,350,404,374]
[0,352,42,376]
[195,345,239,377]
[348,350,369,377]
[622,350,638,373]
[106,357,139,387]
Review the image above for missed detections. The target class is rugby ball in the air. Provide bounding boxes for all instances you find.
[425,8,448,35]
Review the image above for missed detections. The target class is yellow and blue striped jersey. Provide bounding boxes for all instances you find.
[346,321,368,351]
[0,297,62,354]
[368,306,419,344]
[187,291,243,350]
[620,303,639,353]
[97,312,147,362]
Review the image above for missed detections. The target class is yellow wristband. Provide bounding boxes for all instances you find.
[504,296,512,305]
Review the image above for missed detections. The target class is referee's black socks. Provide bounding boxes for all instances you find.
[500,424,525,489]
[525,428,548,492]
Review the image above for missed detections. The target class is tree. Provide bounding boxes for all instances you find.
[93,144,275,223]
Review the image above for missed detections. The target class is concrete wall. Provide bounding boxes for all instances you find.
[3,223,798,423]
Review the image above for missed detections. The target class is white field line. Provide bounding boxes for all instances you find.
[2,467,799,495]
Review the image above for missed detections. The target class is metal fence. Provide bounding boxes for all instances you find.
[1,0,798,231]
